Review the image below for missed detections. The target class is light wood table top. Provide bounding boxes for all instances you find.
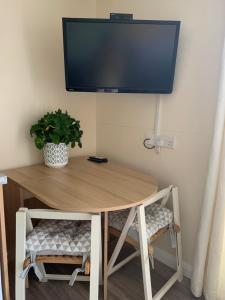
[4,156,158,213]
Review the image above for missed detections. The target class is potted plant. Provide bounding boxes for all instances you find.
[30,109,83,168]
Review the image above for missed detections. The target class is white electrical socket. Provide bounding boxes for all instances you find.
[0,174,7,184]
[159,135,175,149]
[144,135,175,149]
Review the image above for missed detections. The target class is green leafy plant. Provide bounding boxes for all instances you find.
[30,109,83,150]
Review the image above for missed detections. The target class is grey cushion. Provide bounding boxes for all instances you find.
[26,220,91,256]
[109,203,173,241]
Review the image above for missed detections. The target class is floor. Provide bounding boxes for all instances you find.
[10,235,205,300]
[24,257,205,300]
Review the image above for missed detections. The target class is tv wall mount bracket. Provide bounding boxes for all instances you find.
[110,13,133,20]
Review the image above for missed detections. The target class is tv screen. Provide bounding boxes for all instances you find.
[63,18,180,94]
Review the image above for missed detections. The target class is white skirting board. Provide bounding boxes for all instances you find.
[154,247,192,279]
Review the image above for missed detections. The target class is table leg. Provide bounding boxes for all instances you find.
[19,188,25,208]
[103,212,108,300]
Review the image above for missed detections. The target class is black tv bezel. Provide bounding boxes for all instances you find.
[62,18,180,94]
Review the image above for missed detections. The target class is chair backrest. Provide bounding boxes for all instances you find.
[21,208,95,220]
[143,185,174,208]
[142,185,180,229]
[18,207,99,235]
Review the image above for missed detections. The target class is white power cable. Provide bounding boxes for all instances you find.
[154,95,161,136]
[154,95,161,153]
[143,94,162,152]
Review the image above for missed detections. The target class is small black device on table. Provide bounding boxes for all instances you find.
[88,156,108,163]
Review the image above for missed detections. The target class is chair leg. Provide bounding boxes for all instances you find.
[99,222,103,285]
[176,231,183,282]
[25,275,29,289]
[137,205,153,300]
[172,187,183,282]
[16,211,27,300]
[90,214,101,300]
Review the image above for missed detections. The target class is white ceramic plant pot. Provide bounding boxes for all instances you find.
[44,143,69,168]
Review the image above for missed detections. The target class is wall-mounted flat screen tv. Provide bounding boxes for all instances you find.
[63,18,180,94]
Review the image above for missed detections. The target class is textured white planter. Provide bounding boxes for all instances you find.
[44,143,69,168]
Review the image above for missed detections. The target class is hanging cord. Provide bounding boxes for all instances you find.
[148,242,155,269]
[149,254,155,270]
[19,252,44,281]
[169,224,177,249]
[69,254,88,287]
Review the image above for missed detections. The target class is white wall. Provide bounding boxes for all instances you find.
[96,0,225,267]
[1,0,225,272]
[0,0,96,170]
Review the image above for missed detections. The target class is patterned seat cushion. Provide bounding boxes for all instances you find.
[109,203,173,241]
[26,220,91,256]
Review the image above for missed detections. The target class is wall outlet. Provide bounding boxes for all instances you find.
[158,135,175,149]
[0,174,7,184]
[144,135,175,149]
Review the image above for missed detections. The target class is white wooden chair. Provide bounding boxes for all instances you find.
[16,208,102,300]
[108,185,183,300]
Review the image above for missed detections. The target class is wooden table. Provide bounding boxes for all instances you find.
[3,156,157,300]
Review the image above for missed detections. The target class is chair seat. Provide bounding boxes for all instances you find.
[109,203,173,241]
[26,220,91,257]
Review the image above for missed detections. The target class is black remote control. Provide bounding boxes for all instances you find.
[88,156,108,163]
